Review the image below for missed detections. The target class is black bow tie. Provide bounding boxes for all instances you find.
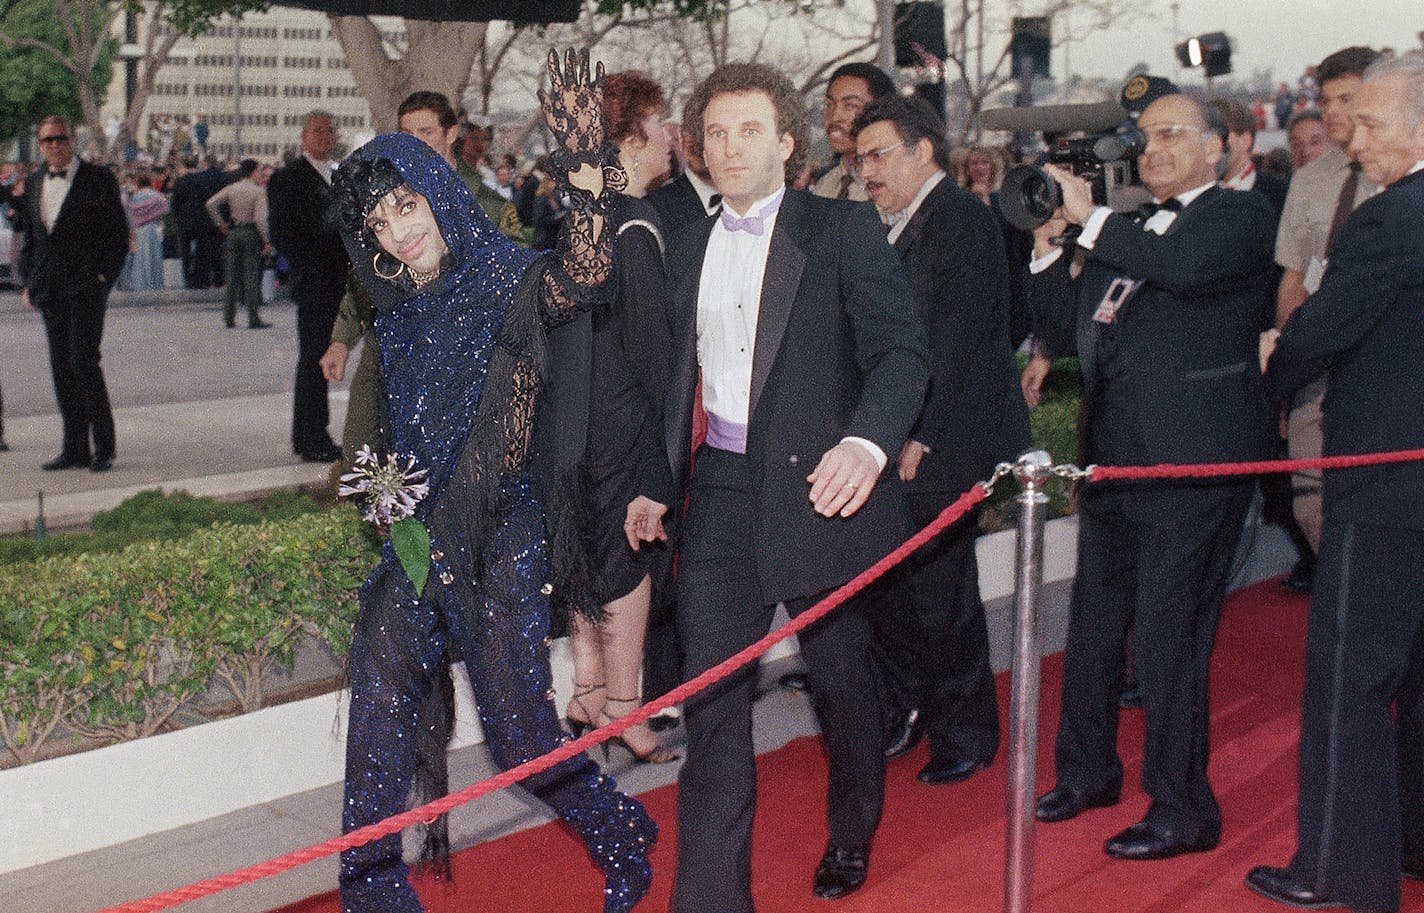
[1137,198,1183,220]
[46,169,67,180]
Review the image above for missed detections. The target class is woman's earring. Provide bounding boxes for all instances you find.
[373,250,404,282]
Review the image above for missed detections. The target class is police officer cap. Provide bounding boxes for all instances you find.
[1120,75,1180,119]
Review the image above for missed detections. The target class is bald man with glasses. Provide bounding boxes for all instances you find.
[1026,79,1277,861]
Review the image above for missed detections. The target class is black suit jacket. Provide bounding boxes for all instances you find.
[170,166,230,235]
[267,156,349,299]
[664,188,928,605]
[1253,170,1289,217]
[1264,168,1424,529]
[896,179,1031,492]
[646,174,713,240]
[1030,185,1276,466]
[16,160,129,309]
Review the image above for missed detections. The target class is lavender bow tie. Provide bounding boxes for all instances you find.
[720,209,766,235]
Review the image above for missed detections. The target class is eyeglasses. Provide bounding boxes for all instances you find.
[853,141,904,171]
[1139,124,1203,146]
[38,135,71,145]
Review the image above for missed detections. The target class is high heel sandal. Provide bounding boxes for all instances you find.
[599,696,681,765]
[566,681,604,739]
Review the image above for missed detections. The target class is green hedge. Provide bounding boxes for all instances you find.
[0,507,374,766]
[0,488,325,566]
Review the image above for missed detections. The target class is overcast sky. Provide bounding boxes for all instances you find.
[1057,0,1422,88]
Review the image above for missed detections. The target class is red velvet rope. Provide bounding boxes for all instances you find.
[97,485,990,913]
[87,445,1424,913]
[1088,447,1424,482]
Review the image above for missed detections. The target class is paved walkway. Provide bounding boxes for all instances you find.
[0,284,351,533]
[0,280,1300,913]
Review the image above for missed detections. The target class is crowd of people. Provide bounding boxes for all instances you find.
[4,35,1423,913]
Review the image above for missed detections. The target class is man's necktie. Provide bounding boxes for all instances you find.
[1136,197,1183,220]
[1324,161,1361,256]
[836,170,854,199]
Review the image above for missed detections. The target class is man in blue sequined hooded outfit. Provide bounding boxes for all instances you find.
[329,51,657,913]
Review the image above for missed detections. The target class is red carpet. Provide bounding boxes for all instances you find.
[274,578,1424,913]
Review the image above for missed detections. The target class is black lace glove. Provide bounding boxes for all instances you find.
[538,47,627,208]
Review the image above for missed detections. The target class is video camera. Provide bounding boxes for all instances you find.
[980,99,1154,231]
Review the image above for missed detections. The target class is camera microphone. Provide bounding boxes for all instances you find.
[978,101,1128,135]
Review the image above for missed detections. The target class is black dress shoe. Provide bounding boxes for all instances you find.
[1035,782,1121,823]
[248,319,273,328]
[884,707,924,759]
[42,453,90,471]
[812,844,869,900]
[297,445,343,463]
[1243,865,1343,909]
[1119,677,1144,709]
[917,754,991,785]
[1104,821,1218,860]
[89,454,114,473]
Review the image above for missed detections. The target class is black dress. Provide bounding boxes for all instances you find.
[534,193,676,613]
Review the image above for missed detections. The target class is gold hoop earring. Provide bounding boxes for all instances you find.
[373,251,404,282]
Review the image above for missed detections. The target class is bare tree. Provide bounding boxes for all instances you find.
[327,16,488,134]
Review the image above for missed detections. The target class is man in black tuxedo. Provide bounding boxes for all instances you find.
[169,154,231,289]
[1247,53,1424,913]
[1027,84,1276,859]
[851,94,1031,784]
[268,110,348,463]
[15,116,129,473]
[646,123,721,237]
[657,63,926,911]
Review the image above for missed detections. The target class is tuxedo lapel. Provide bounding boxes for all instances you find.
[50,162,90,233]
[28,166,49,238]
[1164,184,1219,237]
[666,214,718,475]
[893,180,944,256]
[749,191,806,423]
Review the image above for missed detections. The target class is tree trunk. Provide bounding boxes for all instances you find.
[329,15,487,135]
[111,5,184,165]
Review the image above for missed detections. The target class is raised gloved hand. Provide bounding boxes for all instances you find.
[539,47,626,204]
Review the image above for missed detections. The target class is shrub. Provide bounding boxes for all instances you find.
[0,489,326,566]
[0,507,373,766]
[982,356,1082,529]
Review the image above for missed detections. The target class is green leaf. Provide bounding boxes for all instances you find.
[390,518,431,599]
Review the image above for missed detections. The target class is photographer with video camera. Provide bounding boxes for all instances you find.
[1025,77,1278,861]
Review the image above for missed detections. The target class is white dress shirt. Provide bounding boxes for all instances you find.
[1030,180,1217,274]
[40,159,76,233]
[1223,161,1258,191]
[885,170,946,245]
[697,188,782,432]
[695,186,887,469]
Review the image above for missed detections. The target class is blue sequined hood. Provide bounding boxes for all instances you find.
[332,132,545,517]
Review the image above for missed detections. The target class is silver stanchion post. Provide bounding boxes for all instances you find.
[1005,450,1052,913]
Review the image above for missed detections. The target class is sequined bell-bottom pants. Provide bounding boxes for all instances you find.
[339,474,655,913]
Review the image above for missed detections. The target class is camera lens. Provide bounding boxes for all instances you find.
[999,164,1062,231]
